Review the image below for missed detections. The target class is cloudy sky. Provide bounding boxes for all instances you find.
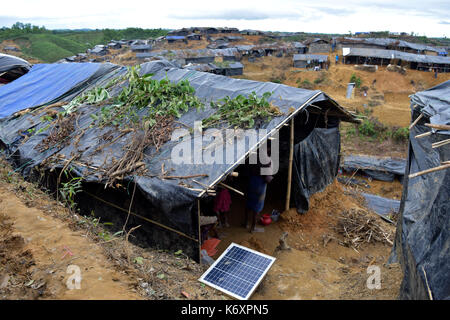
[1,0,449,37]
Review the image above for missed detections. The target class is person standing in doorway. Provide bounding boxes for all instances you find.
[243,145,274,233]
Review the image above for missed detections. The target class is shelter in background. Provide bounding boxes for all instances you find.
[390,80,450,300]
[343,47,450,72]
[3,46,20,52]
[166,36,188,44]
[89,45,109,56]
[292,42,307,54]
[305,38,331,53]
[131,44,152,53]
[293,54,328,69]
[0,53,31,84]
[107,42,122,50]
[187,33,202,41]
[0,61,357,262]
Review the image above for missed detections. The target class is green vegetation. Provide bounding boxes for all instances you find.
[0,22,168,62]
[348,109,409,143]
[350,73,362,88]
[83,66,203,129]
[59,171,83,213]
[202,91,282,128]
[297,79,314,89]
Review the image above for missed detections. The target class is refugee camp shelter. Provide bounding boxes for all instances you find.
[187,33,202,41]
[0,60,357,262]
[390,80,450,300]
[89,45,109,56]
[293,54,328,69]
[131,44,152,53]
[3,46,20,52]
[305,38,331,53]
[0,53,31,84]
[292,42,307,54]
[343,48,450,72]
[212,61,244,76]
[107,42,122,50]
[166,36,188,44]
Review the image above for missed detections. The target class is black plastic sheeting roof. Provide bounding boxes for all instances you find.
[1,60,356,196]
[344,48,450,65]
[0,53,31,75]
[410,80,450,134]
[342,37,442,53]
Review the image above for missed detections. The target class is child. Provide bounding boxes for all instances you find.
[213,186,231,228]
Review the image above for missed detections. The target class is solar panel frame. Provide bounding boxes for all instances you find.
[199,242,276,300]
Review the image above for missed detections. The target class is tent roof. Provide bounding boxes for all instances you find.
[0,53,31,73]
[410,80,450,134]
[0,60,357,201]
[0,63,121,118]
[344,47,450,65]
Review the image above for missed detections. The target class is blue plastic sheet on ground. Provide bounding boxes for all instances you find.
[362,192,400,216]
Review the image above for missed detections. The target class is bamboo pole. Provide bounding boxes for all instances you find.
[415,131,432,139]
[84,190,198,242]
[409,163,450,178]
[425,123,450,131]
[409,113,423,130]
[219,182,244,196]
[285,117,294,211]
[432,138,450,149]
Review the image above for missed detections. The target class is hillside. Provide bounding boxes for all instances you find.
[0,27,168,63]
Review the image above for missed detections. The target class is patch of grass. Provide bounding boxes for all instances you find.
[297,79,314,89]
[391,127,409,143]
[350,73,362,88]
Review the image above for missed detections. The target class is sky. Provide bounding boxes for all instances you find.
[1,0,450,37]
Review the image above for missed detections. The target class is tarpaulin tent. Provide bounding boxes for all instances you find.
[390,80,450,300]
[0,53,31,83]
[0,60,357,262]
[343,48,450,72]
[0,63,122,118]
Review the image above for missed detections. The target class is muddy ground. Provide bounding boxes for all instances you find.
[0,158,402,300]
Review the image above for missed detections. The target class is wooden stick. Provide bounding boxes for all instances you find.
[415,131,432,139]
[285,117,294,211]
[162,173,208,180]
[409,113,423,130]
[219,182,244,196]
[84,190,198,242]
[425,123,450,131]
[432,138,450,149]
[409,163,450,178]
[422,266,433,300]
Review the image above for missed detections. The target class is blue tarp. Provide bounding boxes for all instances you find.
[0,63,103,118]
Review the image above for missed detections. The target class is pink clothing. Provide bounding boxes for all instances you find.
[213,188,231,213]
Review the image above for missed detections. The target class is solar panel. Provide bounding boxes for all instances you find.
[199,243,276,300]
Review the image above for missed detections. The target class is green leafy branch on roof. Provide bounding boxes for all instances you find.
[202,91,283,129]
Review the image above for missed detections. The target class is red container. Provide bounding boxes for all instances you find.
[260,214,272,226]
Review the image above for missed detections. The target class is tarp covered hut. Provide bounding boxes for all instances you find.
[0,53,31,84]
[0,60,357,262]
[293,54,328,69]
[390,80,450,300]
[343,48,450,72]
